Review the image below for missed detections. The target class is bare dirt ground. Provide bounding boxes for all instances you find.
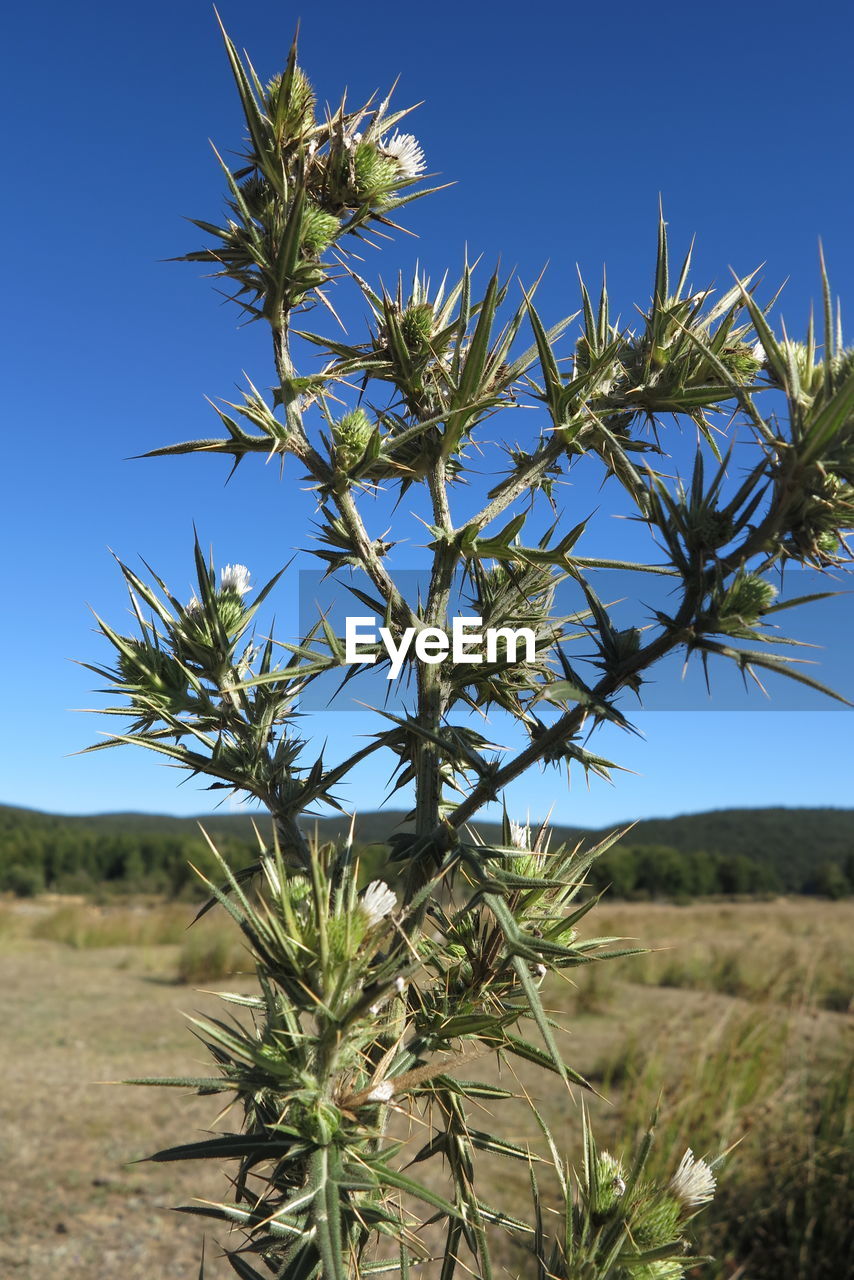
[0,930,249,1278]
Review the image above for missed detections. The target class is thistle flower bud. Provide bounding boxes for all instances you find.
[301,203,340,256]
[592,1151,626,1213]
[784,466,854,563]
[817,531,841,557]
[117,641,187,698]
[320,135,396,211]
[712,573,777,633]
[238,173,274,221]
[352,141,400,201]
[265,66,316,138]
[686,508,735,553]
[720,338,764,382]
[197,564,251,634]
[633,1193,681,1248]
[175,607,213,652]
[333,408,373,471]
[214,597,244,633]
[177,567,252,648]
[400,301,435,351]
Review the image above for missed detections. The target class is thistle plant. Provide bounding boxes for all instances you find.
[85,18,853,1279]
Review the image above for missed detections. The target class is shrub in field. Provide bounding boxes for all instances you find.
[32,902,189,948]
[175,926,247,984]
[1,862,45,898]
[85,18,852,1279]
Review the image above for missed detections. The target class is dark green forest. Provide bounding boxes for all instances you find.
[1,804,852,899]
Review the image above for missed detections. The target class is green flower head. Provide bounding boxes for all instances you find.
[301,203,341,256]
[333,408,373,471]
[265,65,316,138]
[593,1150,626,1213]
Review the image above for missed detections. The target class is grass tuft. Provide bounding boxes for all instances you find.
[175,931,247,984]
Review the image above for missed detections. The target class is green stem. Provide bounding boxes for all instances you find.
[413,462,457,844]
[466,436,564,536]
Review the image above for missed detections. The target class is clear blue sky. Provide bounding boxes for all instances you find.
[2,0,852,824]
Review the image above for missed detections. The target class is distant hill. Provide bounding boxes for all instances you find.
[308,806,854,897]
[0,803,852,898]
[0,804,262,841]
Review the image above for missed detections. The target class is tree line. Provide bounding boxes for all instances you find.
[0,815,256,899]
[1,802,852,899]
[585,842,853,900]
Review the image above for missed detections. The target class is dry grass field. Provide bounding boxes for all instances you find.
[0,896,850,1278]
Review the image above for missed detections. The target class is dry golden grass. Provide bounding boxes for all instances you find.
[590,897,854,1011]
[0,897,256,1278]
[0,894,850,1277]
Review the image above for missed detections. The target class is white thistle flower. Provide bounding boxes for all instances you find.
[509,820,530,850]
[185,593,203,615]
[534,962,547,979]
[669,1149,716,1206]
[367,1080,394,1103]
[361,880,396,927]
[220,564,252,596]
[752,340,765,362]
[381,131,426,179]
